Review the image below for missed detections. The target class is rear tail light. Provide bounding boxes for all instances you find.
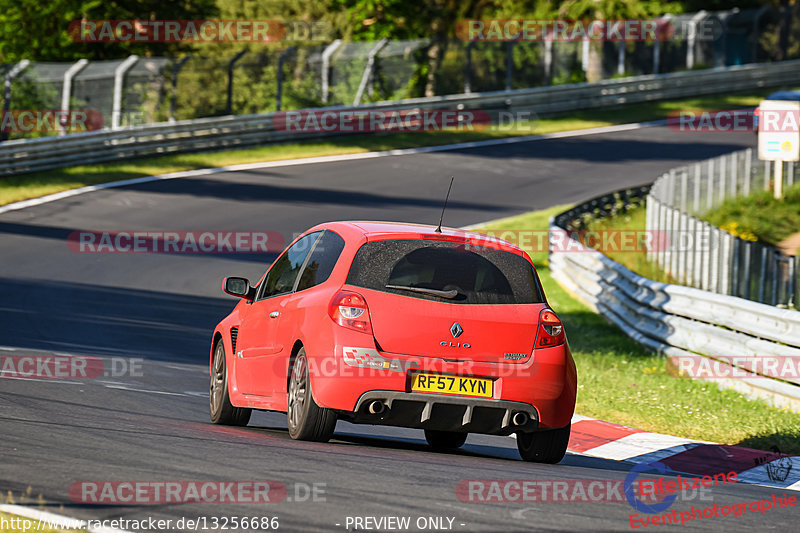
[535,308,565,348]
[329,290,372,334]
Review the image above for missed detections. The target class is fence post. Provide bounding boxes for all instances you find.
[707,159,714,210]
[276,46,297,111]
[60,59,89,135]
[169,55,192,122]
[730,152,738,197]
[764,160,770,191]
[719,155,727,204]
[354,38,388,106]
[1,59,31,142]
[225,50,247,116]
[464,41,475,93]
[744,148,752,196]
[112,55,138,129]
[321,39,342,104]
[742,242,751,299]
[506,41,514,91]
[788,161,795,187]
[693,163,701,214]
[731,237,740,297]
[544,34,553,84]
[758,246,768,303]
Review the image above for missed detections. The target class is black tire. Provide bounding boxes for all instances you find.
[424,430,468,450]
[516,424,570,463]
[287,349,337,442]
[209,338,251,426]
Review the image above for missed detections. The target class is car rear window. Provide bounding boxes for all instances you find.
[346,239,544,304]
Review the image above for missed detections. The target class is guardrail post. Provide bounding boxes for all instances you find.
[169,55,191,122]
[60,59,89,135]
[464,42,475,93]
[321,39,342,104]
[225,50,247,116]
[354,38,388,106]
[276,46,297,111]
[1,59,31,142]
[111,55,139,129]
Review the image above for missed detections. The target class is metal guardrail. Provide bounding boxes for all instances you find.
[549,187,800,410]
[3,59,800,176]
[647,148,800,308]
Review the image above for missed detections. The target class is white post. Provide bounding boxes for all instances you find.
[354,38,388,106]
[60,59,89,135]
[321,39,342,104]
[775,160,783,199]
[112,55,138,130]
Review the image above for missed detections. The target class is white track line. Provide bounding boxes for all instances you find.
[0,121,662,216]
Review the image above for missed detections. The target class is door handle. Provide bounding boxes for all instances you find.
[269,311,280,318]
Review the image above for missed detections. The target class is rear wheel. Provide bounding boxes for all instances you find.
[287,349,337,442]
[424,430,468,450]
[516,424,570,463]
[209,339,251,426]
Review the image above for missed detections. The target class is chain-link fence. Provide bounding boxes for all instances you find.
[2,8,800,140]
[647,149,800,308]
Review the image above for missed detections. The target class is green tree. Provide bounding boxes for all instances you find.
[0,0,219,63]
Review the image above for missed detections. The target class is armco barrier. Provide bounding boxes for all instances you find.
[549,190,800,411]
[3,59,800,176]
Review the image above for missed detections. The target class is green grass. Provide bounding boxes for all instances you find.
[701,183,800,251]
[0,87,786,207]
[476,206,800,454]
[583,204,676,283]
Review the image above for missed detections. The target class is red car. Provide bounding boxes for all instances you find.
[209,221,576,463]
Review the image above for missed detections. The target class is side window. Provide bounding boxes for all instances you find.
[296,230,346,292]
[258,232,321,300]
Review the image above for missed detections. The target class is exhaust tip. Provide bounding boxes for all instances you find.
[512,411,529,426]
[368,400,386,415]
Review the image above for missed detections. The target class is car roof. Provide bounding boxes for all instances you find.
[308,220,526,255]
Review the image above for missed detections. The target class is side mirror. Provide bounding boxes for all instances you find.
[223,277,255,300]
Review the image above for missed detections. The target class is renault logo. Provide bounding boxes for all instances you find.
[450,322,463,338]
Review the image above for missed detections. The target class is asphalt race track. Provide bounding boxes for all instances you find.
[2,125,795,531]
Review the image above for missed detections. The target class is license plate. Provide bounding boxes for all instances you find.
[411,373,493,398]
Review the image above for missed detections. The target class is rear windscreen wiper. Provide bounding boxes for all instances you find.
[385,284,459,299]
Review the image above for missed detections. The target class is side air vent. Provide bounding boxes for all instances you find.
[230,327,239,354]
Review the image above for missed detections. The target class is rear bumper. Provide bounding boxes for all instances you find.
[308,339,577,431]
[344,391,538,435]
